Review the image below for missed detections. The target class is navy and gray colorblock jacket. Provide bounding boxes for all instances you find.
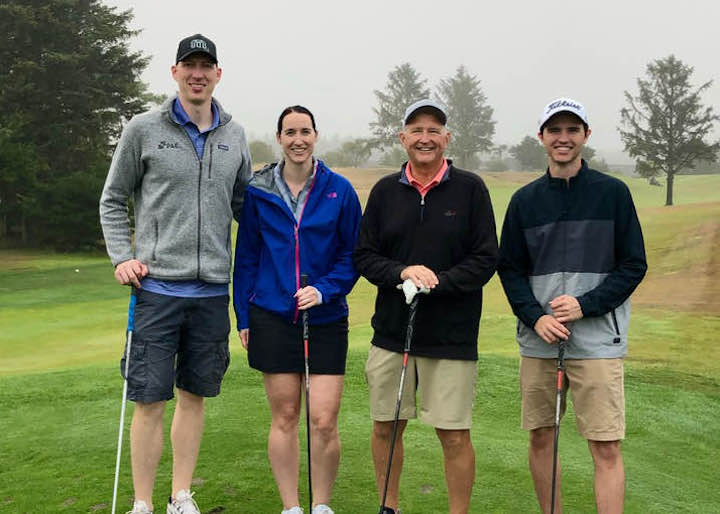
[497,161,647,359]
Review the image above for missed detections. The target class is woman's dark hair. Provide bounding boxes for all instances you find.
[277,105,316,135]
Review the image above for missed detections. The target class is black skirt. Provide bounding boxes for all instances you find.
[247,304,349,374]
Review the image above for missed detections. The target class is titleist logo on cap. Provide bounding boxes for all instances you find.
[546,99,582,114]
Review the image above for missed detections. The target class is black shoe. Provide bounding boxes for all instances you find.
[380,508,399,514]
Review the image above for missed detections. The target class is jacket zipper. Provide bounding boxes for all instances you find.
[611,309,621,344]
[420,195,425,223]
[152,219,159,261]
[208,145,214,180]
[170,108,226,280]
[175,127,204,279]
[292,170,318,323]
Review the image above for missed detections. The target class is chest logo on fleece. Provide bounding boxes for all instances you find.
[157,141,179,150]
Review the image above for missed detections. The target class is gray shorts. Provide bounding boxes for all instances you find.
[120,289,231,403]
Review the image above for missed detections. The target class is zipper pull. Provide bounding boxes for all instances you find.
[420,195,425,223]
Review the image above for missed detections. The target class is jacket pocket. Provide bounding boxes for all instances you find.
[610,309,621,344]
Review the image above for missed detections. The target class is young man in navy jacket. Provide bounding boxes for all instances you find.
[355,99,498,514]
[497,98,647,514]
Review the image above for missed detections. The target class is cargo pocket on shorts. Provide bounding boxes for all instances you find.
[120,339,147,391]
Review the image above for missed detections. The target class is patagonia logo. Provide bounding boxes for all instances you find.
[158,141,179,149]
[444,210,457,217]
[326,192,338,199]
[217,143,229,151]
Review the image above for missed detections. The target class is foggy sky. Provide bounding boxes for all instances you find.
[105,0,720,164]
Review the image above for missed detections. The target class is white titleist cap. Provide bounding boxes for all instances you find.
[538,97,588,131]
[403,99,448,125]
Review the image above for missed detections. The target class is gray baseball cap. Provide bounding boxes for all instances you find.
[403,99,448,125]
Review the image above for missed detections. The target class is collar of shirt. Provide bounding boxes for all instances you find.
[273,159,318,220]
[171,97,219,133]
[405,159,449,197]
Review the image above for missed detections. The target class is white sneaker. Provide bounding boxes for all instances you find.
[167,489,200,514]
[127,500,153,514]
[312,505,334,514]
[281,507,304,514]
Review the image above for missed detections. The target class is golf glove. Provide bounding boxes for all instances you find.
[397,278,430,305]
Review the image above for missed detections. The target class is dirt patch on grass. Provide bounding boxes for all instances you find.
[633,213,720,314]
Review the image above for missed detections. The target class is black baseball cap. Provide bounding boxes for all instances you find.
[176,34,217,64]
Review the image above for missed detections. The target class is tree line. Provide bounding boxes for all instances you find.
[2,0,718,250]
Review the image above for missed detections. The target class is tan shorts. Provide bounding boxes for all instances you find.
[365,345,477,429]
[520,356,625,441]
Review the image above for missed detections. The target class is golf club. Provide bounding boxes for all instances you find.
[301,273,313,512]
[112,287,137,514]
[550,340,566,514]
[378,294,419,514]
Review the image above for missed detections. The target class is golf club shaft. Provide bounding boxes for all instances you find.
[550,341,566,514]
[301,274,313,510]
[380,296,419,513]
[112,288,137,514]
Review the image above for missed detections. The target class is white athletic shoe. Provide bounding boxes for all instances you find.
[167,489,200,514]
[281,507,304,514]
[127,500,153,514]
[312,505,334,514]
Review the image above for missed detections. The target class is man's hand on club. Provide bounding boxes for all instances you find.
[400,265,438,290]
[534,314,571,344]
[550,295,583,323]
[114,259,148,288]
[397,278,430,305]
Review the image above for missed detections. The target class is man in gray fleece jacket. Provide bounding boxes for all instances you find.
[99,34,251,514]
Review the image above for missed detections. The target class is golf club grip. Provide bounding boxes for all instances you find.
[403,296,419,352]
[127,288,137,332]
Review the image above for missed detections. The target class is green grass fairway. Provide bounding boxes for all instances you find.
[1,353,718,513]
[1,171,719,512]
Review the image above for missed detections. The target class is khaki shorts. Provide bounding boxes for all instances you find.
[365,345,478,429]
[520,356,625,441]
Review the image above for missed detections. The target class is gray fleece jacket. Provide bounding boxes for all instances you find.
[99,96,252,283]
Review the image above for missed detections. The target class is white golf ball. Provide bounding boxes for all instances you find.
[75,269,80,272]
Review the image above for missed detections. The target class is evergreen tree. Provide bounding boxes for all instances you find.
[510,136,547,170]
[0,0,157,247]
[620,55,720,206]
[436,66,495,168]
[369,63,430,151]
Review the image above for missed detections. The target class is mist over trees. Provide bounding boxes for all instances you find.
[369,63,498,169]
[3,0,720,252]
[249,140,276,165]
[510,136,546,170]
[369,63,430,152]
[620,55,720,206]
[436,66,495,169]
[0,0,157,248]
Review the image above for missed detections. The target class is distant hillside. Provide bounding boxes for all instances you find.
[335,167,720,314]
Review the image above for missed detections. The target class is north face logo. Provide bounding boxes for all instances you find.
[158,141,179,149]
[190,39,209,51]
